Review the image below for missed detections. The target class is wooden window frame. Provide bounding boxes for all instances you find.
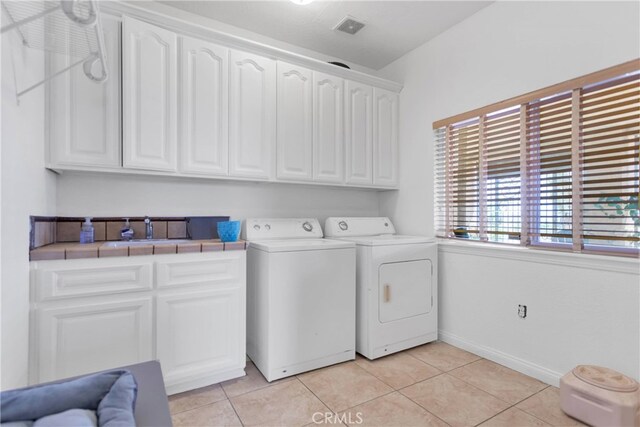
[433,59,640,258]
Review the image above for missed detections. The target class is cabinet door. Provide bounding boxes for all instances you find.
[179,36,229,176]
[345,81,373,185]
[373,88,399,187]
[277,61,313,181]
[48,15,121,168]
[229,50,276,180]
[122,16,177,172]
[35,295,153,382]
[313,72,344,183]
[157,287,245,387]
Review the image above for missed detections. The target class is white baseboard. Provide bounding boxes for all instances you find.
[439,330,563,387]
[165,367,246,395]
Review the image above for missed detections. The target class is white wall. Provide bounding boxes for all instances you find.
[56,172,380,223]
[1,30,57,389]
[378,1,640,384]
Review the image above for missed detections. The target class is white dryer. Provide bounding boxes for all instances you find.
[324,217,437,359]
[243,218,356,381]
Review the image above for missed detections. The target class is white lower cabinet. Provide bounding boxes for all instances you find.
[30,252,246,394]
[157,286,244,391]
[34,294,153,383]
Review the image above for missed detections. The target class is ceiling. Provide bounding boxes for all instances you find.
[159,1,492,70]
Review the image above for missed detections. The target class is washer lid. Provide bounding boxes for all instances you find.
[337,235,436,246]
[249,238,355,253]
[572,365,639,392]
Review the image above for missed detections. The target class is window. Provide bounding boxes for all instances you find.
[434,60,639,257]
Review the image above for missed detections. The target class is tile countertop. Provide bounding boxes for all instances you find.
[30,239,247,261]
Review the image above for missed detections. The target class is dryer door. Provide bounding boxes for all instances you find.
[378,259,433,323]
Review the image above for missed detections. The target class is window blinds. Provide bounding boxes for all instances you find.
[580,74,640,251]
[526,92,574,247]
[434,60,639,257]
[485,107,521,243]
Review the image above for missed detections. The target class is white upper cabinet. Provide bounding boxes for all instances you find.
[313,72,344,184]
[229,50,276,180]
[122,16,178,172]
[373,88,399,187]
[179,36,229,176]
[276,61,313,181]
[46,8,400,188]
[345,80,373,185]
[48,15,121,169]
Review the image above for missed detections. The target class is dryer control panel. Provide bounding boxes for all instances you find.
[243,218,323,240]
[324,217,396,237]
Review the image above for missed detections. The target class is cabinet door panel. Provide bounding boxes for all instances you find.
[313,72,344,183]
[229,50,276,179]
[48,15,121,168]
[123,16,177,171]
[156,253,244,289]
[180,36,228,176]
[157,287,245,385]
[345,81,373,185]
[33,258,153,302]
[373,88,399,187]
[35,296,153,382]
[277,62,313,181]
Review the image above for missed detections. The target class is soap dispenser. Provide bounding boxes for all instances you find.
[80,217,95,244]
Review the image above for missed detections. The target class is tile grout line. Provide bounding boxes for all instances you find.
[446,360,551,411]
[167,386,229,416]
[397,371,516,426]
[392,374,454,427]
[220,382,246,427]
[296,362,401,420]
[293,375,343,421]
[353,354,443,390]
[512,385,561,426]
[473,385,553,427]
[226,397,246,427]
[473,405,513,426]
[220,363,296,399]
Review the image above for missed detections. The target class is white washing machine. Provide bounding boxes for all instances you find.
[324,217,437,359]
[243,218,356,381]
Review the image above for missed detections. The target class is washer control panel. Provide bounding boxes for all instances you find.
[243,218,323,240]
[324,217,396,237]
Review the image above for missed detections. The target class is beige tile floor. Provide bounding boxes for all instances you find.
[169,341,586,427]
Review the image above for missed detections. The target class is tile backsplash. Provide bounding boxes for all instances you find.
[30,216,227,249]
[31,217,57,249]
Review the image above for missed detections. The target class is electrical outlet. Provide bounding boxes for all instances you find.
[518,305,527,318]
